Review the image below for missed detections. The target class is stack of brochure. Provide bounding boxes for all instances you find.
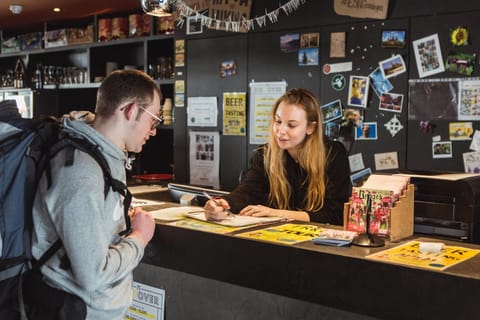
[312,228,358,247]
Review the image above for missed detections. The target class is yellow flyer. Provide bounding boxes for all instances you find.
[366,240,480,271]
[223,92,246,136]
[236,223,323,245]
[168,218,239,234]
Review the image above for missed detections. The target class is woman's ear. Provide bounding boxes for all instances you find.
[307,121,317,135]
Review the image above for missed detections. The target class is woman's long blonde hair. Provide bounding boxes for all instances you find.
[263,88,327,212]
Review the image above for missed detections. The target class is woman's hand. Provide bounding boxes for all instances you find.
[239,204,279,217]
[203,198,232,221]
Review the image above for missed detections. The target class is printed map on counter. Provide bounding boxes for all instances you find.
[236,223,324,245]
[366,241,480,271]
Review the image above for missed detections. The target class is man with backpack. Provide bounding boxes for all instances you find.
[26,69,159,319]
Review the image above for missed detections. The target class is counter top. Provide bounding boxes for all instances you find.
[140,202,480,320]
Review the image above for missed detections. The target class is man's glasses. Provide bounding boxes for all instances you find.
[138,105,163,130]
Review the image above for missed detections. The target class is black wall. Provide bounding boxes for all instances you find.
[173,0,480,190]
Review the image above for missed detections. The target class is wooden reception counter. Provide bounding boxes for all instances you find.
[132,202,480,320]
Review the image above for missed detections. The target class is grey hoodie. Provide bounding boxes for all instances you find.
[31,118,144,320]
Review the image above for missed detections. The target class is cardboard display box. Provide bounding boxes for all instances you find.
[343,184,414,242]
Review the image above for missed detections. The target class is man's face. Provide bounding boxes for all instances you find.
[126,91,161,153]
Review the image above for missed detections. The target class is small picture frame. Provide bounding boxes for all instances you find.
[321,99,343,123]
[186,16,203,35]
[369,67,393,98]
[412,33,445,78]
[379,92,404,113]
[300,32,320,48]
[348,75,370,108]
[355,122,378,140]
[381,30,406,49]
[432,141,452,158]
[379,54,406,79]
[298,48,319,66]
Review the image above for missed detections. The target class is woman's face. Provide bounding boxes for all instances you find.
[273,101,315,153]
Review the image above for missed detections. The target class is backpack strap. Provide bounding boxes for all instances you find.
[32,129,134,272]
[56,136,133,237]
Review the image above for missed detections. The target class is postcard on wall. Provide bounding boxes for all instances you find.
[189,131,220,189]
[175,53,185,67]
[175,80,185,94]
[374,151,399,171]
[280,33,300,53]
[348,75,369,108]
[379,92,403,113]
[300,32,319,48]
[463,151,480,173]
[355,122,378,140]
[348,153,365,173]
[298,48,319,66]
[449,122,473,140]
[220,60,237,78]
[432,141,452,159]
[175,39,185,53]
[445,52,475,76]
[223,92,246,136]
[330,31,346,58]
[381,30,406,48]
[324,122,340,140]
[320,99,343,123]
[369,67,393,98]
[187,96,218,127]
[379,54,406,79]
[412,33,445,78]
[175,93,185,107]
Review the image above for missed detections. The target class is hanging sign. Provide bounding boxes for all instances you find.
[333,0,389,20]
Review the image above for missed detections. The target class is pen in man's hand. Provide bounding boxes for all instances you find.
[202,191,235,218]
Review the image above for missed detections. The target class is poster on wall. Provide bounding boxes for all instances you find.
[187,96,218,127]
[189,131,220,188]
[412,33,445,78]
[223,92,246,136]
[249,81,287,145]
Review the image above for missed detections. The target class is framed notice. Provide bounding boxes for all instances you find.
[412,34,445,78]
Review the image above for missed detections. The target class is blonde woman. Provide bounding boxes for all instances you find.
[204,88,351,225]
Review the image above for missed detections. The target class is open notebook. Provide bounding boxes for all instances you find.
[183,211,283,227]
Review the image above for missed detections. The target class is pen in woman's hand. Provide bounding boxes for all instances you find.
[202,191,235,218]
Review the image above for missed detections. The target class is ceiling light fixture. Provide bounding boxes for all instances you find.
[141,0,173,17]
[9,4,23,14]
[53,7,61,13]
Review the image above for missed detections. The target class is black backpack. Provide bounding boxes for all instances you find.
[0,100,132,318]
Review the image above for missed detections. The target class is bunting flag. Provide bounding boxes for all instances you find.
[173,0,306,32]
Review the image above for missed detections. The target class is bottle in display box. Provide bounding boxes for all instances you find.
[129,14,143,37]
[98,18,112,42]
[162,98,172,125]
[112,17,128,40]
